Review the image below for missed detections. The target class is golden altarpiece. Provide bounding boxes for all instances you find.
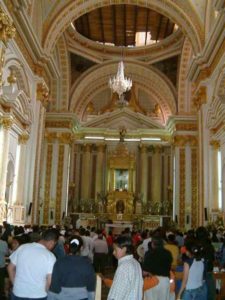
[106,141,135,217]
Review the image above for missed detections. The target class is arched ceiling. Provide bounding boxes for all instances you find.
[70,61,177,126]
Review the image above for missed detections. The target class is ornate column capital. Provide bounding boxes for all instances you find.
[2,117,13,129]
[83,144,92,152]
[0,7,16,45]
[139,144,147,153]
[19,132,29,144]
[210,140,220,149]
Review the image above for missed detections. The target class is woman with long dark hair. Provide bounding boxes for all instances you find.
[176,240,206,300]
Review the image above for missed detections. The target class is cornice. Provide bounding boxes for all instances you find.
[3,0,60,82]
[166,115,197,134]
[45,112,79,130]
[187,10,225,82]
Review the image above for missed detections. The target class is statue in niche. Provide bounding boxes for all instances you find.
[97,191,108,213]
[119,127,127,142]
[116,200,125,214]
[153,103,161,116]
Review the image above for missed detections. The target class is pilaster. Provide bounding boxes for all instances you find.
[140,145,148,204]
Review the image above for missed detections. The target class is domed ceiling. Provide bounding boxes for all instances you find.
[74,5,177,47]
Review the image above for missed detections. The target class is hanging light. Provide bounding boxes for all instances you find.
[109,59,132,106]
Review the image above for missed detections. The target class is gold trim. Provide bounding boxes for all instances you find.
[43,144,53,224]
[179,148,185,228]
[55,145,64,224]
[18,133,29,145]
[210,140,220,149]
[0,6,16,45]
[193,86,207,110]
[36,83,49,107]
[191,148,198,227]
[2,117,13,129]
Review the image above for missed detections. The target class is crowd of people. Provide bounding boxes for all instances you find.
[0,220,225,300]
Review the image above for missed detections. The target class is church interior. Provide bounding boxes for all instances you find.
[0,0,225,231]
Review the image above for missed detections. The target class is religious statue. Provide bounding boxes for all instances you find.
[119,127,127,142]
[97,191,108,213]
[116,200,125,214]
[153,103,161,116]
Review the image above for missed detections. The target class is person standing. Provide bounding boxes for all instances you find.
[143,236,172,300]
[106,235,143,300]
[8,228,59,300]
[177,241,206,300]
[0,231,9,297]
[48,235,96,300]
[93,230,108,274]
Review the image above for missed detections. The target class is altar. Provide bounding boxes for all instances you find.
[105,221,133,234]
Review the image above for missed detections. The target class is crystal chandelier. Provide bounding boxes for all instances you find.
[109,60,132,106]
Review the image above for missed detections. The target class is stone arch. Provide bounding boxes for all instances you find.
[49,35,70,111]
[42,0,204,56]
[178,38,196,114]
[206,64,225,130]
[70,61,177,124]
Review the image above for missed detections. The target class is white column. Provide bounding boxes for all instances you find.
[0,117,13,222]
[95,144,105,198]
[140,145,148,204]
[152,146,162,205]
[210,141,220,211]
[15,133,29,205]
[81,144,91,200]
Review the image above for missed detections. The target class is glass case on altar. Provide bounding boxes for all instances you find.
[106,142,135,217]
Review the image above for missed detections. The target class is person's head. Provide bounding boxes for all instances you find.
[79,227,86,236]
[196,226,209,241]
[167,233,176,243]
[151,236,164,249]
[40,228,59,250]
[69,235,83,255]
[185,240,203,261]
[113,235,133,259]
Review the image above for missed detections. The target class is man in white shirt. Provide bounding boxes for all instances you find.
[8,228,59,300]
[106,235,143,300]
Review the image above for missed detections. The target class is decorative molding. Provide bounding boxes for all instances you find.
[18,132,29,144]
[43,144,53,224]
[179,148,185,228]
[193,86,207,110]
[0,6,16,45]
[210,140,220,149]
[191,148,198,227]
[175,123,198,131]
[55,144,64,224]
[36,82,49,106]
[173,135,198,147]
[42,0,203,55]
[45,132,73,144]
[2,117,14,129]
